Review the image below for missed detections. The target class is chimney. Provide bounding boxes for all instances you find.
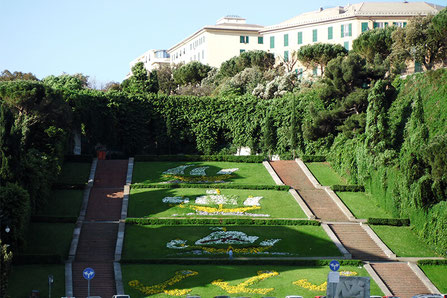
[319,7,324,11]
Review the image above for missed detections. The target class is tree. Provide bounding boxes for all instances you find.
[262,111,276,158]
[157,64,176,95]
[121,62,159,93]
[219,50,275,77]
[391,12,447,71]
[297,43,348,75]
[353,26,395,63]
[0,240,13,298]
[0,70,38,81]
[102,81,121,92]
[173,61,212,86]
[43,73,88,90]
[280,50,299,72]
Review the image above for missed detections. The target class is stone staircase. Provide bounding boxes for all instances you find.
[370,262,430,298]
[72,159,128,298]
[329,224,388,261]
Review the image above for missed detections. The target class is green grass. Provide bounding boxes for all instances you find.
[336,192,393,219]
[419,265,447,293]
[122,264,384,298]
[7,264,65,298]
[371,226,441,257]
[36,189,84,217]
[57,162,91,184]
[123,225,341,259]
[129,188,306,218]
[22,223,75,258]
[306,162,347,186]
[132,161,275,185]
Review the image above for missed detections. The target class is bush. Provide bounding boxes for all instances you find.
[131,183,290,191]
[367,218,410,226]
[30,216,77,223]
[121,258,362,266]
[12,254,63,265]
[52,183,85,190]
[125,218,319,226]
[417,259,447,266]
[301,155,326,162]
[331,185,365,192]
[134,155,266,163]
[64,155,93,163]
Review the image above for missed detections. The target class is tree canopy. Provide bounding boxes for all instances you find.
[297,43,348,75]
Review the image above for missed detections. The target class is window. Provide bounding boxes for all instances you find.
[313,67,318,76]
[373,22,387,29]
[361,22,369,32]
[240,36,249,44]
[296,68,303,79]
[270,36,275,49]
[258,36,264,44]
[284,50,289,62]
[344,41,349,51]
[297,32,303,44]
[415,61,423,73]
[341,23,352,37]
[202,50,204,60]
[393,22,407,28]
[328,27,333,40]
[312,29,318,42]
[284,34,289,46]
[240,49,245,54]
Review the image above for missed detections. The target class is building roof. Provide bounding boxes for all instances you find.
[262,2,444,32]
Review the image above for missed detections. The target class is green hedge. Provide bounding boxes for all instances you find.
[121,258,362,266]
[367,218,410,226]
[64,155,93,163]
[13,254,63,265]
[126,218,319,226]
[134,155,265,163]
[331,185,365,192]
[301,155,326,162]
[52,183,86,190]
[31,216,77,223]
[417,259,447,266]
[131,183,290,191]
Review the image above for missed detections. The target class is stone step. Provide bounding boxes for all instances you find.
[75,223,118,262]
[371,262,430,298]
[85,188,123,221]
[94,160,128,188]
[329,224,389,261]
[72,262,116,298]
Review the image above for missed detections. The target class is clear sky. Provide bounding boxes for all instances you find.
[1,0,445,86]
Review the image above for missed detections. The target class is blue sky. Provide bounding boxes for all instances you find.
[1,0,445,86]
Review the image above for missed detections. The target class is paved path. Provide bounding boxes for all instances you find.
[72,160,128,298]
[371,262,430,297]
[269,160,437,298]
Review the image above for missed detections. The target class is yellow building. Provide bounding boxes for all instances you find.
[261,2,444,75]
[168,15,264,68]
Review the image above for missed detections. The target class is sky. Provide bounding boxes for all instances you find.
[1,0,445,86]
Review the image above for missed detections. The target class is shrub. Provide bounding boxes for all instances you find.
[417,259,447,266]
[30,216,77,223]
[64,155,93,163]
[367,218,410,226]
[331,185,365,192]
[12,254,62,265]
[52,183,85,190]
[126,218,319,226]
[134,155,265,163]
[131,183,290,191]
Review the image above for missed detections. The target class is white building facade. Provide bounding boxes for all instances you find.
[261,2,444,75]
[168,16,265,68]
[128,49,170,77]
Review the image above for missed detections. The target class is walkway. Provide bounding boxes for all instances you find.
[269,160,434,298]
[72,160,128,298]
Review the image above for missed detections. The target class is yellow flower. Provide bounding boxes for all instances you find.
[128,270,198,296]
[293,279,327,292]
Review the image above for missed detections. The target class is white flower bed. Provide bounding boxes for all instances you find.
[243,196,263,206]
[190,166,209,176]
[162,196,190,204]
[195,195,237,205]
[163,165,192,175]
[194,211,270,217]
[166,239,189,249]
[216,168,239,175]
[259,239,281,246]
[206,189,218,194]
[195,230,258,245]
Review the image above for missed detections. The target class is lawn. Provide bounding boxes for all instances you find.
[306,162,347,186]
[57,162,91,184]
[336,192,393,219]
[370,226,441,257]
[36,189,84,217]
[7,264,65,298]
[132,161,275,185]
[128,188,306,218]
[22,222,75,258]
[122,225,341,259]
[121,264,384,298]
[419,265,447,293]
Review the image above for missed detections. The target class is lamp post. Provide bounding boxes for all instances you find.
[48,274,53,298]
[0,216,11,298]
